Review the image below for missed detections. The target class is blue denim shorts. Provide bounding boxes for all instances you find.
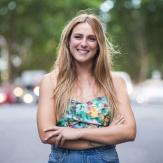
[48,145,119,163]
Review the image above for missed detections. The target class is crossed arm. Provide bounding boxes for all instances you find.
[37,72,136,149]
[43,114,126,149]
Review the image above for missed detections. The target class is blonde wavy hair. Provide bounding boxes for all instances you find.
[53,13,118,121]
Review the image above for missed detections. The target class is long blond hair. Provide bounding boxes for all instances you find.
[53,13,118,120]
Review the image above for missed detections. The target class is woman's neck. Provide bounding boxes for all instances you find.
[72,69,99,102]
[75,62,94,80]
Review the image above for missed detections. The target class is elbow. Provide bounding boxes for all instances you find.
[40,136,47,144]
[128,131,136,141]
[40,131,56,145]
[39,132,50,144]
[41,137,48,144]
[126,125,137,141]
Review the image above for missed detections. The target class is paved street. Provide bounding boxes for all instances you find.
[117,103,163,163]
[0,103,163,163]
[0,104,50,163]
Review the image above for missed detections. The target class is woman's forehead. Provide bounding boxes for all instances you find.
[71,22,95,35]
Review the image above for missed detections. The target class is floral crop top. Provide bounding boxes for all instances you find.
[57,96,112,128]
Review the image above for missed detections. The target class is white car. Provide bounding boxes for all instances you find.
[131,79,163,104]
[14,70,46,104]
[21,70,46,87]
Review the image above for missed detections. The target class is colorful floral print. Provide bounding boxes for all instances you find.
[57,96,112,128]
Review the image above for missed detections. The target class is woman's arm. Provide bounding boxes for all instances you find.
[36,71,106,149]
[44,75,136,146]
[37,72,56,143]
[46,137,105,149]
[44,114,125,149]
[78,75,136,144]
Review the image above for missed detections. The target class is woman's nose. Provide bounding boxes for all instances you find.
[80,38,87,47]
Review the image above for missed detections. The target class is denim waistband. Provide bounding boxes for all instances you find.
[51,144,115,154]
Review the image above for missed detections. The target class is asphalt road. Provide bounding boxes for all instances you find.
[117,103,163,163]
[0,103,163,163]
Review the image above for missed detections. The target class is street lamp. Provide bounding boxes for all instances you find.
[99,0,114,32]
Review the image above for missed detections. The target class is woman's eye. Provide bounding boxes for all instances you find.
[74,35,82,39]
[88,37,96,41]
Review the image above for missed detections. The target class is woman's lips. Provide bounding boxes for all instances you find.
[77,49,89,54]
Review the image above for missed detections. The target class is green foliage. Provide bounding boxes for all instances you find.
[0,0,101,80]
[0,0,163,81]
[108,0,163,80]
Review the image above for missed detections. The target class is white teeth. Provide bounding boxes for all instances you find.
[77,49,89,54]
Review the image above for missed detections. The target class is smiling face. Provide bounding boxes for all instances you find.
[69,22,98,64]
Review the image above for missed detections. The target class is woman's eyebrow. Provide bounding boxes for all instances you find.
[72,33,82,35]
[88,34,96,37]
[73,33,96,37]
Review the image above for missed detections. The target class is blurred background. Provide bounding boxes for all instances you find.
[0,0,163,163]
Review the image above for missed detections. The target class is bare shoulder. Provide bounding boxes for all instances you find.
[111,72,128,97]
[111,73,126,89]
[39,69,58,91]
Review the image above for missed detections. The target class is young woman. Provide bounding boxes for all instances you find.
[37,13,136,163]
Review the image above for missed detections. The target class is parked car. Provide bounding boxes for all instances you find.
[13,70,46,104]
[12,85,37,104]
[0,84,16,105]
[131,79,163,104]
[0,87,7,105]
[21,70,46,89]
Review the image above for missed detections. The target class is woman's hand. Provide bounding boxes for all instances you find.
[44,126,81,147]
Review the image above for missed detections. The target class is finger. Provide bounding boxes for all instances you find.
[44,131,60,141]
[55,134,62,148]
[113,116,122,125]
[117,114,124,120]
[59,137,66,147]
[113,114,122,122]
[112,115,125,125]
[110,114,124,126]
[116,117,125,125]
[119,117,125,124]
[44,126,60,132]
[116,114,121,120]
[116,115,124,122]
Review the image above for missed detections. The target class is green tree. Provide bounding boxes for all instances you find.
[1,0,163,82]
[108,0,163,81]
[0,0,101,82]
